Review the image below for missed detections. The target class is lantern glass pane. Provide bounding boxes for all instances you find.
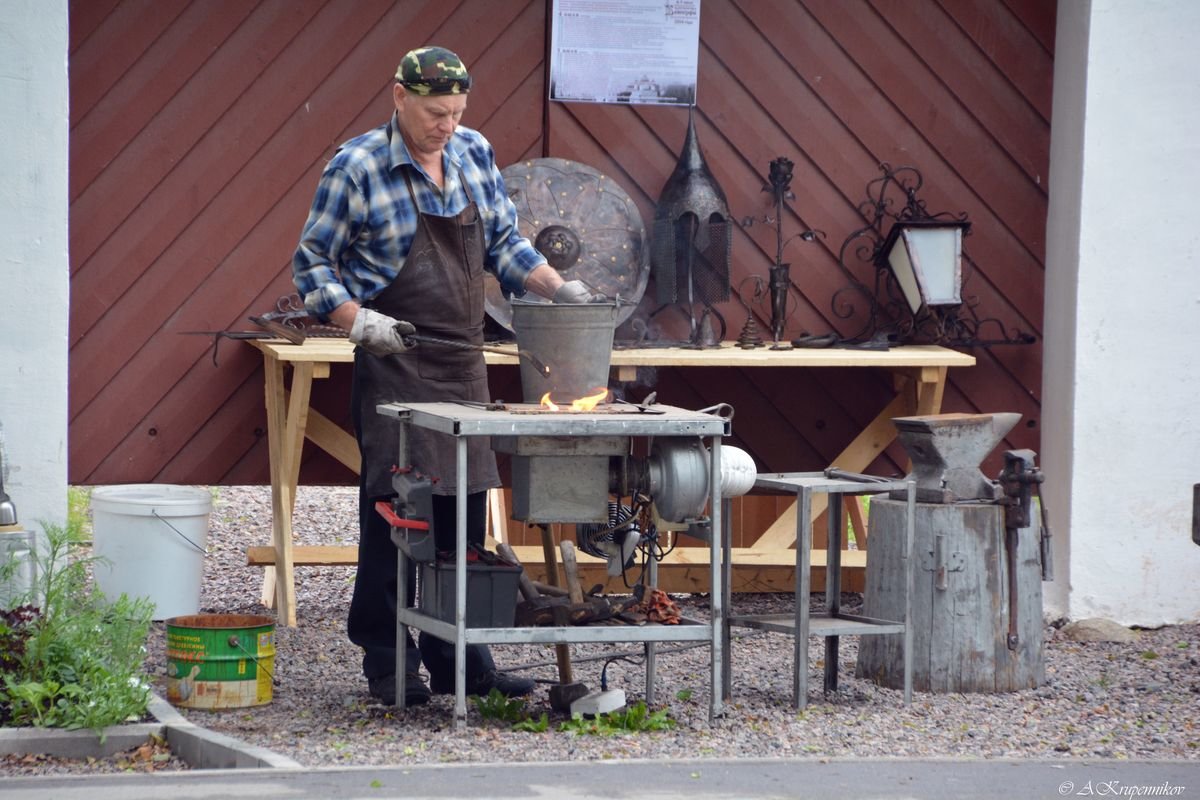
[904,227,962,306]
[886,238,923,314]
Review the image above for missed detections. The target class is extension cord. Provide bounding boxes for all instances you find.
[570,688,626,717]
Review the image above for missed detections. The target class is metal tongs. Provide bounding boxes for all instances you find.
[400,330,551,376]
[613,394,665,414]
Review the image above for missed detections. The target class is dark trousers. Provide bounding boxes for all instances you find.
[347,480,497,682]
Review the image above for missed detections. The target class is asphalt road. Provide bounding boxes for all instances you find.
[2,758,1198,800]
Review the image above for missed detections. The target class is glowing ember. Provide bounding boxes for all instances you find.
[539,387,609,412]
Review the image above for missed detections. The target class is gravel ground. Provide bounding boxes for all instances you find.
[8,484,1200,773]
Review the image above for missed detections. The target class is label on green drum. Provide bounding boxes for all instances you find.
[165,619,275,709]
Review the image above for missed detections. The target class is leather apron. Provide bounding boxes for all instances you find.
[354,168,499,499]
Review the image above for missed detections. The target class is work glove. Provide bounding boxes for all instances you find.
[349,307,416,356]
[552,279,602,304]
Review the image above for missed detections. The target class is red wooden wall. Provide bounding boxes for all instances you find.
[68,0,1053,486]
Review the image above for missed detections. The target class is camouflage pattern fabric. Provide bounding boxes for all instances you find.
[395,46,471,95]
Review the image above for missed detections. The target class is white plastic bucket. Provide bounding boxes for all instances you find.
[91,484,211,620]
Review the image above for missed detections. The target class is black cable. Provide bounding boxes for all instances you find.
[599,653,646,691]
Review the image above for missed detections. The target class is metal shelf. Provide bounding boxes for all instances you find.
[723,471,915,709]
[729,612,906,638]
[384,401,728,728]
[397,608,715,645]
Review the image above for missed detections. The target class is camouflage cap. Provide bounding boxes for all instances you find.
[395,46,471,95]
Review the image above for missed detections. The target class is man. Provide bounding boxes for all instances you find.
[293,46,594,706]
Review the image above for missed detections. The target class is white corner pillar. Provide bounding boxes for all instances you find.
[1042,0,1200,625]
[0,1,70,538]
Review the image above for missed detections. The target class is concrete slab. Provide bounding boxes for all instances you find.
[0,693,300,770]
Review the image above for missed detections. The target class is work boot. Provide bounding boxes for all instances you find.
[428,668,536,698]
[469,669,536,698]
[367,672,431,706]
[418,633,534,697]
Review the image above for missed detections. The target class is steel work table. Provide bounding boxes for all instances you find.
[724,471,916,708]
[375,400,731,727]
[246,338,972,626]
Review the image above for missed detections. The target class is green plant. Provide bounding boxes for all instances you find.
[471,687,528,724]
[557,700,676,735]
[0,518,154,737]
[512,712,550,732]
[67,487,92,541]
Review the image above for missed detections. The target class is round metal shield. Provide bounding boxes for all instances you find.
[486,158,649,330]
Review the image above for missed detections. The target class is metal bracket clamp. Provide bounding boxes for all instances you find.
[919,536,965,591]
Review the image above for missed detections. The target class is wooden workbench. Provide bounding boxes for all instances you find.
[248,338,974,626]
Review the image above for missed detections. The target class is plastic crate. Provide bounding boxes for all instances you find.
[418,560,521,628]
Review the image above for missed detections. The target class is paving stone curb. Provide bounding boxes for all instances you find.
[0,693,301,770]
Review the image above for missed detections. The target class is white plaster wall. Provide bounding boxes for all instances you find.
[1044,0,1200,624]
[0,1,70,539]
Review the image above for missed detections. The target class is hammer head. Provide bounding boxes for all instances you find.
[548,681,590,713]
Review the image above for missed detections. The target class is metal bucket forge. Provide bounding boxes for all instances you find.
[511,300,619,404]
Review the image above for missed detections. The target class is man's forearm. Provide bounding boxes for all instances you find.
[523,263,565,299]
[329,301,361,331]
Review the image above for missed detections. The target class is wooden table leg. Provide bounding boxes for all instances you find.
[263,358,315,627]
[913,366,948,416]
[539,524,573,684]
[261,356,286,611]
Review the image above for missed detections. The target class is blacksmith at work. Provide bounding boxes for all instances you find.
[292,46,596,706]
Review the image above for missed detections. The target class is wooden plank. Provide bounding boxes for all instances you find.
[70,1,259,198]
[245,544,868,594]
[249,545,358,566]
[486,487,508,547]
[845,494,868,550]
[260,355,287,613]
[68,0,123,55]
[935,0,1055,121]
[294,401,359,474]
[71,0,336,276]
[68,0,190,123]
[854,496,908,687]
[949,504,999,693]
[869,0,1051,189]
[1000,0,1058,55]
[250,338,974,369]
[509,547,864,594]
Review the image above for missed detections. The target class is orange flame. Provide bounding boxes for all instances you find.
[539,387,609,412]
[570,387,609,411]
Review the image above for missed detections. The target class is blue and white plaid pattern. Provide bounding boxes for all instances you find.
[293,115,543,318]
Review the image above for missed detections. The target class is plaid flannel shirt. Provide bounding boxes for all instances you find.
[293,115,543,318]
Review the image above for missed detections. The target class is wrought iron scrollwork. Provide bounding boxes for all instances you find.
[833,163,1035,347]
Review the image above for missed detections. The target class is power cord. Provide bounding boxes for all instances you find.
[599,653,644,691]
